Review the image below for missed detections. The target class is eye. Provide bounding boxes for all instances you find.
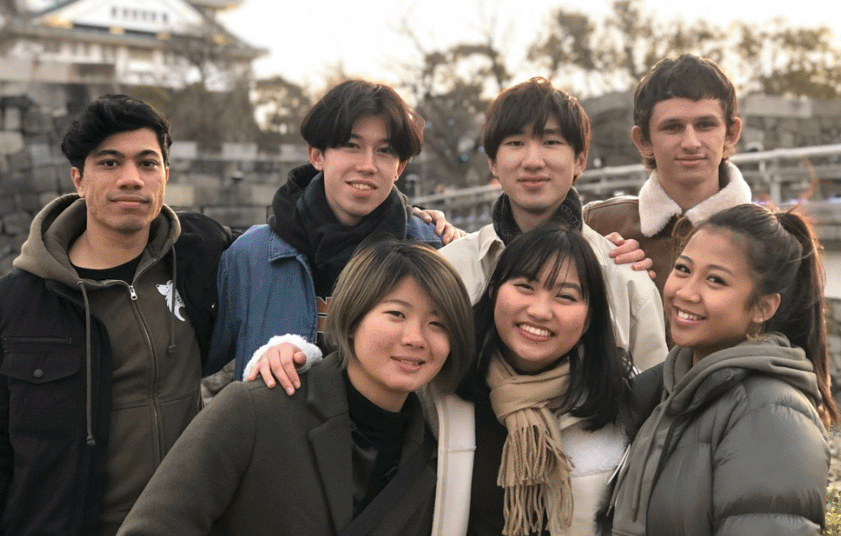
[662,122,682,133]
[377,146,396,155]
[98,159,118,168]
[707,275,726,286]
[503,139,524,147]
[385,310,405,319]
[429,320,446,331]
[140,159,160,168]
[343,141,360,150]
[514,282,534,292]
[672,262,690,274]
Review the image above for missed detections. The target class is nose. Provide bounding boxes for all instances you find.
[681,126,701,150]
[522,141,544,168]
[525,291,552,320]
[356,148,376,173]
[117,162,143,188]
[402,320,427,349]
[674,277,701,303]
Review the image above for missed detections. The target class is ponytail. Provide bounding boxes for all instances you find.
[698,204,839,426]
[771,212,839,425]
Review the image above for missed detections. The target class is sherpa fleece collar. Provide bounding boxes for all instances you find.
[638,162,752,237]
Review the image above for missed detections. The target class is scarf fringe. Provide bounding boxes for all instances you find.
[498,425,574,536]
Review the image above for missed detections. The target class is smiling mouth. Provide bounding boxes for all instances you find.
[517,323,553,341]
[391,356,426,370]
[674,307,704,321]
[349,182,375,191]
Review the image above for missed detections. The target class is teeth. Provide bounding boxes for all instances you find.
[351,183,373,190]
[519,324,551,337]
[676,309,702,321]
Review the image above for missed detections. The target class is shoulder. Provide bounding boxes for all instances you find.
[176,211,233,246]
[583,196,639,220]
[407,215,443,247]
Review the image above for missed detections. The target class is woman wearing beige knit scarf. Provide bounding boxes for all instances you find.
[456,223,633,536]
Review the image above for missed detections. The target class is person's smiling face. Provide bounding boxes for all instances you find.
[494,256,589,372]
[633,97,740,204]
[309,115,406,226]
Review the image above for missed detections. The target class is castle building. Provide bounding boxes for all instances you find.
[0,0,265,95]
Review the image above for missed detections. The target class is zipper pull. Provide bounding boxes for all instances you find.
[128,285,138,300]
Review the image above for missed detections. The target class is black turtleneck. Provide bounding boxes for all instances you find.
[344,372,411,518]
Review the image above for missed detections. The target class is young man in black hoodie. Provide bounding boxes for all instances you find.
[0,94,233,536]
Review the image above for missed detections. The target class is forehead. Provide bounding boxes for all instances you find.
[88,128,162,158]
[509,116,561,137]
[350,115,389,139]
[682,228,751,273]
[650,97,726,125]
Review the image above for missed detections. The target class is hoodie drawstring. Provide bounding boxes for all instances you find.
[77,281,96,447]
[167,248,177,355]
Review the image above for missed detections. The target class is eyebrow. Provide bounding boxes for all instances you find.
[677,254,735,275]
[92,148,162,159]
[349,131,391,145]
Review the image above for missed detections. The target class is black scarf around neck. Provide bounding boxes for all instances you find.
[268,164,410,296]
[492,188,583,246]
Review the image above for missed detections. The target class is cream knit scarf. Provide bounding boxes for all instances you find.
[487,352,575,536]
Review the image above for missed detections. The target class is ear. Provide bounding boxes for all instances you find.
[395,160,408,181]
[487,157,497,179]
[725,116,743,151]
[164,165,170,184]
[752,292,781,325]
[71,167,84,196]
[307,146,325,170]
[573,151,587,178]
[631,126,653,159]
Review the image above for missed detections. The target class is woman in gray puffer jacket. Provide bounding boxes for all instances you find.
[611,203,838,536]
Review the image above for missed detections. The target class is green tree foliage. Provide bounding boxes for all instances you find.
[528,0,841,99]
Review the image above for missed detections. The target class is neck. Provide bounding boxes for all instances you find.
[657,175,721,212]
[346,362,408,413]
[69,222,150,270]
[510,205,555,234]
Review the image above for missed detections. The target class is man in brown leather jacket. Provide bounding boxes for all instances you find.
[584,54,751,295]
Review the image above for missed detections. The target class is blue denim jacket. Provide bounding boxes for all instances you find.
[207,219,442,379]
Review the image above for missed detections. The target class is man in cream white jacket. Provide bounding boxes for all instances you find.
[430,77,667,536]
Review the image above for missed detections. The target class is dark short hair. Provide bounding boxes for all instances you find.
[61,94,172,172]
[325,238,474,393]
[460,222,631,430]
[482,77,591,168]
[634,54,738,169]
[300,80,424,162]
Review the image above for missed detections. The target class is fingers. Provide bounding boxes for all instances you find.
[414,206,433,223]
[648,269,657,281]
[274,351,303,396]
[604,232,627,248]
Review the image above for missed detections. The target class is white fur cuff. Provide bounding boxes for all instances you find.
[242,334,322,381]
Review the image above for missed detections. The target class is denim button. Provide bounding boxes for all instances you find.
[33,369,44,378]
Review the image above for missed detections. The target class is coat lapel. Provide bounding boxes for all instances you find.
[307,356,353,533]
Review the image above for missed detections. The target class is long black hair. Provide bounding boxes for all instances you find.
[693,203,839,425]
[457,222,632,430]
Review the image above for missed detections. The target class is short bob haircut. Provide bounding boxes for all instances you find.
[325,237,474,393]
[634,54,739,173]
[61,94,172,173]
[482,77,591,171]
[459,222,631,430]
[300,80,425,163]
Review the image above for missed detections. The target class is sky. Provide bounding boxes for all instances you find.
[220,0,841,88]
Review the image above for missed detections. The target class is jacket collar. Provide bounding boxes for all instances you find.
[638,162,752,237]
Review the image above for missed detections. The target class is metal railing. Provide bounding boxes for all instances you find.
[412,144,841,232]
